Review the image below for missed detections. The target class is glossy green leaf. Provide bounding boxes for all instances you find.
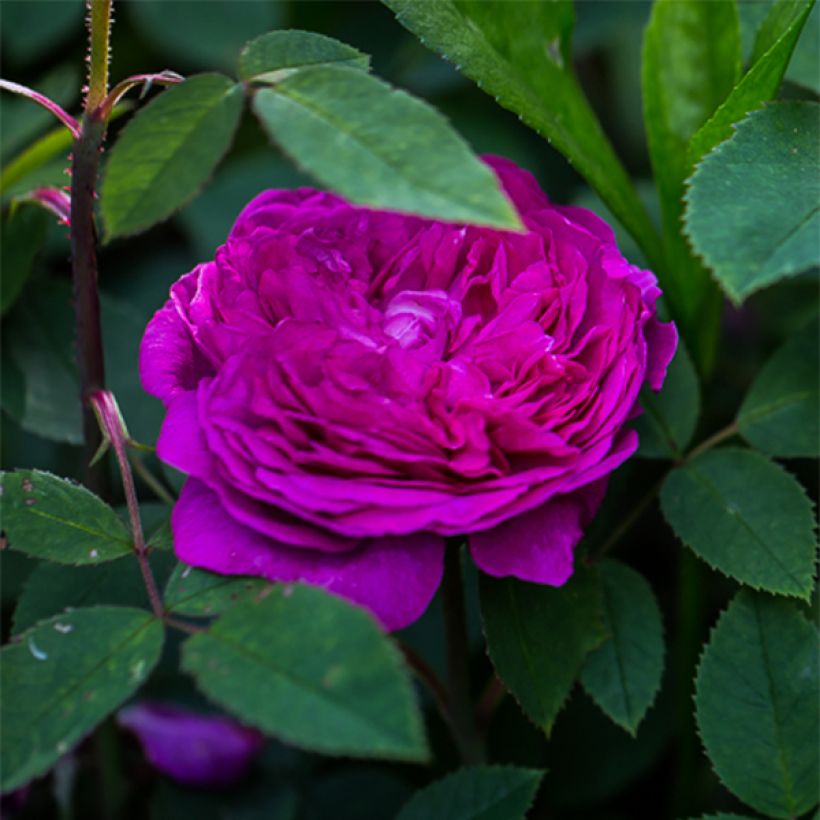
[101,74,244,240]
[181,584,428,760]
[580,561,664,735]
[252,66,520,229]
[0,470,133,564]
[13,552,176,634]
[396,766,544,820]
[635,342,700,459]
[642,0,739,367]
[695,591,819,818]
[660,448,816,598]
[164,564,270,617]
[480,567,605,733]
[1,607,164,792]
[686,102,819,303]
[1,204,49,316]
[738,318,819,457]
[383,0,659,261]
[238,30,369,82]
[128,0,281,71]
[689,0,815,164]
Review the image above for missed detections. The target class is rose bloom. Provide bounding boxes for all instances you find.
[141,157,676,631]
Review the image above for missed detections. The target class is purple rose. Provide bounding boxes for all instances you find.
[140,156,676,631]
[117,702,264,787]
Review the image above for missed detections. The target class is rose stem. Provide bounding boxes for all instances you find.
[441,541,485,764]
[92,392,165,620]
[71,0,112,496]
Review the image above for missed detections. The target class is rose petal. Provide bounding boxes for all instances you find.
[644,316,679,391]
[117,701,264,787]
[468,480,607,585]
[172,479,445,631]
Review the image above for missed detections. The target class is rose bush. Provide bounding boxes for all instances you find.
[140,156,676,630]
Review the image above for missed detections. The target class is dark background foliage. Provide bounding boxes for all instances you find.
[1,2,817,818]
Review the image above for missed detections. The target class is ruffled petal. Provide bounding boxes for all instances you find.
[644,316,679,391]
[468,480,607,585]
[172,480,445,631]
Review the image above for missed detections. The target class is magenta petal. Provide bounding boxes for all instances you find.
[469,481,607,585]
[156,390,213,478]
[173,480,445,631]
[644,317,678,391]
[117,702,264,787]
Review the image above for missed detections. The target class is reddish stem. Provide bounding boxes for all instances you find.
[91,391,165,619]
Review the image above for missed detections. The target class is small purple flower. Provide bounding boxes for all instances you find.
[140,156,676,630]
[117,702,264,787]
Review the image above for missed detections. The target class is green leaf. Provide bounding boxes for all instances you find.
[395,766,544,820]
[635,342,700,459]
[1,606,164,792]
[689,0,815,165]
[252,66,520,229]
[128,0,281,72]
[13,552,177,634]
[164,564,270,617]
[1,470,133,565]
[738,318,819,457]
[580,561,664,735]
[641,0,739,369]
[238,30,369,82]
[1,282,82,444]
[1,204,49,316]
[101,74,244,240]
[685,101,820,304]
[181,584,428,761]
[480,567,605,733]
[383,0,659,261]
[695,591,819,818]
[660,448,816,599]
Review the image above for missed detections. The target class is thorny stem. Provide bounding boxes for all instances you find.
[85,0,112,113]
[71,112,108,494]
[441,542,485,764]
[91,392,164,620]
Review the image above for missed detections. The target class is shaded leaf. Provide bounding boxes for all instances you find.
[641,0,739,368]
[635,342,700,459]
[238,30,369,82]
[580,561,664,735]
[480,567,605,733]
[128,0,281,71]
[396,766,543,820]
[738,318,819,457]
[685,101,819,303]
[252,66,520,229]
[695,591,819,818]
[164,564,270,617]
[660,448,816,598]
[1,469,133,564]
[0,607,164,792]
[13,552,176,634]
[1,204,49,316]
[181,584,428,761]
[101,74,244,240]
[689,0,815,164]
